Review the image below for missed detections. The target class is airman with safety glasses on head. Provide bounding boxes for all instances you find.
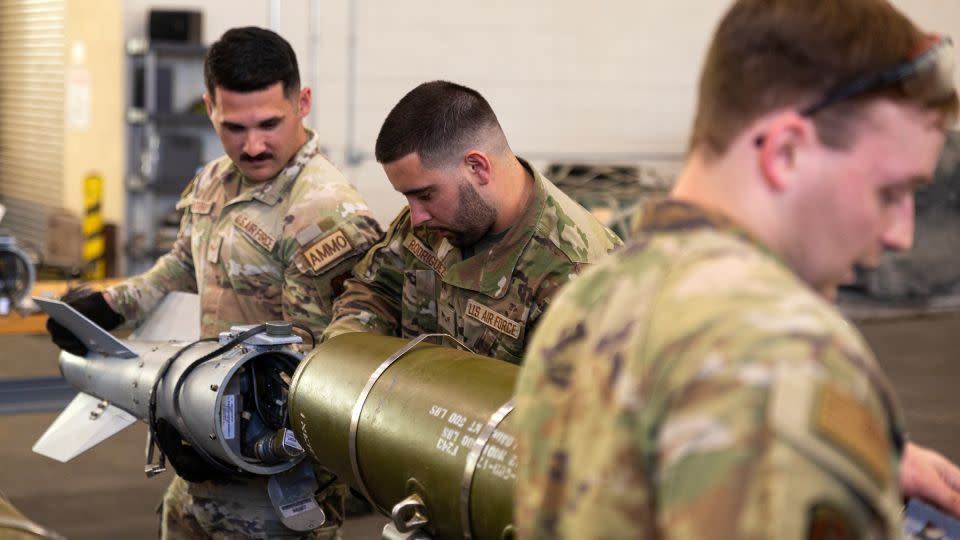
[514,1,960,538]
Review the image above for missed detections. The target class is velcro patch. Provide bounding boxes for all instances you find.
[465,299,522,339]
[234,214,276,252]
[191,200,213,215]
[813,384,890,487]
[295,223,323,246]
[403,235,446,278]
[769,363,898,520]
[304,229,353,272]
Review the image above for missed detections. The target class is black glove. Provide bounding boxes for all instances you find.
[155,418,230,484]
[45,289,124,356]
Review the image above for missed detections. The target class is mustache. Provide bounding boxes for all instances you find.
[241,152,273,162]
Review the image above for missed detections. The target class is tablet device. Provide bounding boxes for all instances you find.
[34,297,138,358]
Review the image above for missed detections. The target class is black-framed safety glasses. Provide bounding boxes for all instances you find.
[755,35,956,147]
[801,34,956,117]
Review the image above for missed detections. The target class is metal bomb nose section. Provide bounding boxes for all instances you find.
[161,342,305,476]
[34,312,308,478]
[288,333,518,540]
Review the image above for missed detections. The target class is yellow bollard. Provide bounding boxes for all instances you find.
[82,173,106,279]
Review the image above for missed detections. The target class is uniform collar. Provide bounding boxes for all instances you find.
[227,129,320,207]
[632,198,784,269]
[411,156,546,298]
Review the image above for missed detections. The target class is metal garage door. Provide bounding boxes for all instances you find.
[0,0,64,255]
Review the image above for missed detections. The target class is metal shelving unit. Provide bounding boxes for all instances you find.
[124,38,215,275]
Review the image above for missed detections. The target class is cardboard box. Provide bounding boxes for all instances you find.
[46,209,83,267]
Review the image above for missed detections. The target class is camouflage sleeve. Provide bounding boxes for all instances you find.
[321,210,411,340]
[527,259,589,336]
[281,214,383,338]
[526,209,622,335]
[651,338,903,539]
[514,291,903,538]
[106,178,198,325]
[525,222,611,338]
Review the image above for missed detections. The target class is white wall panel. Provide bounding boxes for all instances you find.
[121,0,960,224]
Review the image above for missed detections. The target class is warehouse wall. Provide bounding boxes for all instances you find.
[122,0,960,225]
[63,0,124,237]
[0,0,123,266]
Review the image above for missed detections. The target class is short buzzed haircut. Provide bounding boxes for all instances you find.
[375,81,507,168]
[204,27,300,103]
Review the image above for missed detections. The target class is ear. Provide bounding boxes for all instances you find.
[203,93,214,118]
[297,87,312,119]
[756,112,815,192]
[464,151,493,186]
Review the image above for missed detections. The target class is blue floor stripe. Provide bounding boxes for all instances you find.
[0,376,76,415]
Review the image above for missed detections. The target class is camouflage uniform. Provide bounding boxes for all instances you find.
[107,130,382,337]
[322,158,623,362]
[107,130,382,540]
[514,199,907,539]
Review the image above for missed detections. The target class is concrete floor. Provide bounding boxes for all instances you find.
[1,314,959,539]
[860,315,960,465]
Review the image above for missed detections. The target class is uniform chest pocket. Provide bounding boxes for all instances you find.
[461,299,527,363]
[186,200,216,262]
[217,212,282,279]
[231,213,278,253]
[402,269,438,334]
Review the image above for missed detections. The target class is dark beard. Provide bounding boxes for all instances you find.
[447,181,497,247]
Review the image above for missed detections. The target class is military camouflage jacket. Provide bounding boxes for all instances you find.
[322,158,622,363]
[514,199,907,539]
[107,130,383,337]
